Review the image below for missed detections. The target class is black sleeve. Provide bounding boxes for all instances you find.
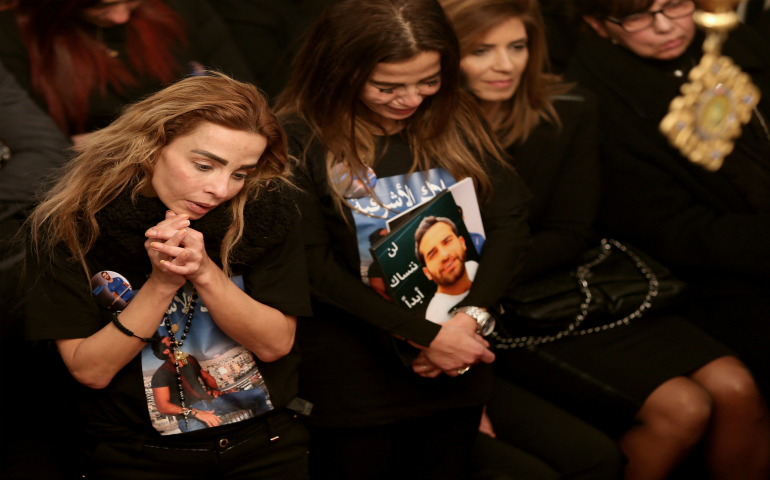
[591,77,770,277]
[25,246,107,341]
[600,133,770,277]
[0,61,71,205]
[243,216,314,318]
[150,367,174,389]
[168,0,255,84]
[516,95,600,282]
[288,127,441,347]
[458,158,531,308]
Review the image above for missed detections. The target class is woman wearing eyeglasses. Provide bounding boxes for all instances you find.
[275,1,532,477]
[568,0,770,478]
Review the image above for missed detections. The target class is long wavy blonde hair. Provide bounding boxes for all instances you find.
[440,0,572,147]
[29,73,291,277]
[275,0,506,215]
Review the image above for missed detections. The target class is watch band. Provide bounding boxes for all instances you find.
[451,306,496,336]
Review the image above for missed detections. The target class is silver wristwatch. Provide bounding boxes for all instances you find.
[451,306,495,336]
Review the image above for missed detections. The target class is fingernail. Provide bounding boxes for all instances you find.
[178,228,187,236]
[181,251,189,257]
[179,214,189,219]
[151,242,161,250]
[145,229,155,237]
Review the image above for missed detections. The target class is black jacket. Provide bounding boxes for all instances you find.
[566,28,770,284]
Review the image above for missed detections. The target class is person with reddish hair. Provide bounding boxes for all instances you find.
[0,0,252,143]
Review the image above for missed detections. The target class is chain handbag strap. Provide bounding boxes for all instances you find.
[493,239,660,350]
[754,106,770,147]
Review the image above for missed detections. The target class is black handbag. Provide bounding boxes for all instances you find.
[494,239,686,349]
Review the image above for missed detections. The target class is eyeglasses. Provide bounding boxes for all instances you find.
[606,0,695,33]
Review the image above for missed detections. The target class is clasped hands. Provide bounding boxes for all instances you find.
[144,210,212,287]
[409,312,495,378]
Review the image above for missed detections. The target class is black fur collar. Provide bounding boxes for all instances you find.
[91,186,298,274]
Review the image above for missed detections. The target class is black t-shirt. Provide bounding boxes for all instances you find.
[284,119,532,427]
[25,207,312,441]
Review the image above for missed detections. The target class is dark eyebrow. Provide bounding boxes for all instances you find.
[192,149,228,165]
[191,150,258,170]
[369,70,442,88]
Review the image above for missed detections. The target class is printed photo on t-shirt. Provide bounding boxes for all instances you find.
[140,277,273,435]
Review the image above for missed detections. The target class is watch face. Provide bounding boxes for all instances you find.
[462,307,493,336]
[480,316,496,336]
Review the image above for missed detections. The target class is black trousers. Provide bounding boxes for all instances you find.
[82,410,309,480]
[306,405,483,480]
[470,378,626,480]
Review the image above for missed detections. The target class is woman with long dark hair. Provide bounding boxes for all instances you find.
[275,0,530,478]
[0,0,251,141]
[441,0,770,478]
[25,74,311,479]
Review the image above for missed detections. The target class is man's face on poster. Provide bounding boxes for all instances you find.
[419,221,468,287]
[162,336,174,360]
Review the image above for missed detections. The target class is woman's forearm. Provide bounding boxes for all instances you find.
[56,276,179,389]
[191,265,296,362]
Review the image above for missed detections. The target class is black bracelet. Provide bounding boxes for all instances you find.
[111,312,160,343]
